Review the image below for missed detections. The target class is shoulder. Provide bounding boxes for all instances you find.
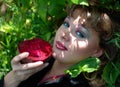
[38,74,90,87]
[64,74,90,87]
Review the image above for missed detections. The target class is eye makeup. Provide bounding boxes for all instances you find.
[63,21,70,28]
[62,16,90,39]
[75,29,86,38]
[75,25,90,39]
[62,17,70,28]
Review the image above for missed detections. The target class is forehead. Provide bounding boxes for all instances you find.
[68,6,103,27]
[72,9,82,18]
[68,6,101,30]
[69,6,89,19]
[72,10,86,25]
[69,7,92,26]
[68,5,113,42]
[69,8,100,35]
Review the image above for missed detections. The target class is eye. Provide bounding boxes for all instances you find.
[75,30,85,38]
[63,21,70,28]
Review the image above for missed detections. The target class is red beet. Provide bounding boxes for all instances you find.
[18,38,52,63]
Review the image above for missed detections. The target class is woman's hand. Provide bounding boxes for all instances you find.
[4,52,49,87]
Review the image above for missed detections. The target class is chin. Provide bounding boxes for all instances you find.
[52,51,63,60]
[52,52,56,58]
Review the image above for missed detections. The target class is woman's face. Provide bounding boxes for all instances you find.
[52,10,102,65]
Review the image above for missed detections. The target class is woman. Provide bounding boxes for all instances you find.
[0,5,119,87]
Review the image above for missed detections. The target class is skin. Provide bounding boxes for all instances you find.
[4,9,103,87]
[4,52,49,87]
[44,10,103,78]
[52,14,103,66]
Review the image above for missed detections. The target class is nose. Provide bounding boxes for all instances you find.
[61,31,70,41]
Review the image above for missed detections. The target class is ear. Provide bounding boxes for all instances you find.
[91,48,103,57]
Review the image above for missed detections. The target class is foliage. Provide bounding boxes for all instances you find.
[0,0,120,87]
[0,0,70,78]
[102,32,120,87]
[70,0,120,87]
[99,0,120,11]
[65,57,101,78]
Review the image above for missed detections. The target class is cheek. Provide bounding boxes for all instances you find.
[72,39,94,57]
[76,40,99,56]
[77,40,88,48]
[70,39,88,54]
[76,41,89,54]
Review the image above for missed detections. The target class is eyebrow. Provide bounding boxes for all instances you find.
[65,16,70,21]
[72,17,89,33]
[67,16,70,19]
[75,23,90,39]
[81,24,89,32]
[66,16,90,35]
[80,25,90,38]
[82,26,89,33]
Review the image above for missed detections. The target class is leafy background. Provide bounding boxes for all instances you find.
[0,0,120,87]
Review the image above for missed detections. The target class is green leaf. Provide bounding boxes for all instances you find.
[48,0,66,16]
[65,57,101,78]
[36,0,48,23]
[115,75,120,87]
[17,0,31,7]
[40,32,51,41]
[102,62,120,85]
[71,0,89,6]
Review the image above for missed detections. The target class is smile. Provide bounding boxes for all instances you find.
[56,41,67,51]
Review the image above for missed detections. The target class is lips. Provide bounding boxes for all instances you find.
[56,41,67,50]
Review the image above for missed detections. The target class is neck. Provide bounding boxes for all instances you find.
[41,60,72,83]
[40,60,69,83]
[48,60,71,76]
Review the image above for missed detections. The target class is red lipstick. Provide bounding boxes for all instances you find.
[56,41,67,51]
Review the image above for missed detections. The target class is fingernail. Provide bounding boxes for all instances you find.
[24,52,29,55]
[45,63,49,67]
[37,61,44,64]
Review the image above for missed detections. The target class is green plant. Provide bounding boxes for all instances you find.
[69,0,120,87]
[65,57,101,77]
[0,0,70,78]
[0,0,120,87]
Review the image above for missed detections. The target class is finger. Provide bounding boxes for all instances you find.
[11,52,29,64]
[22,63,49,74]
[15,68,40,81]
[21,61,45,70]
[15,63,49,79]
[13,61,48,71]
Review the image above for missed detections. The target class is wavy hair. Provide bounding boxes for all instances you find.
[68,5,120,87]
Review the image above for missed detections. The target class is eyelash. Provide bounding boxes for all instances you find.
[63,21,70,28]
[63,21,86,39]
[75,30,86,38]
